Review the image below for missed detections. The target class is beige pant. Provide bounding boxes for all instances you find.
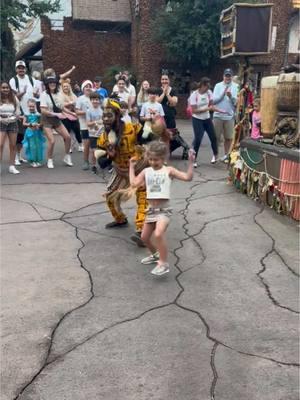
[213,118,235,145]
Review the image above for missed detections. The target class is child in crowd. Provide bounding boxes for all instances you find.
[86,91,103,173]
[140,87,165,139]
[22,99,45,167]
[76,80,93,170]
[129,141,195,276]
[120,101,132,123]
[140,87,165,122]
[251,98,262,140]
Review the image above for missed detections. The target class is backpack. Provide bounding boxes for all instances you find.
[14,75,34,91]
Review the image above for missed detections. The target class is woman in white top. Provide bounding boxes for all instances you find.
[59,80,83,151]
[190,77,218,167]
[40,76,73,169]
[129,141,195,276]
[0,81,21,174]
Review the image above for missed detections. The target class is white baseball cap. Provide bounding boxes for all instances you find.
[15,60,26,68]
[81,80,93,91]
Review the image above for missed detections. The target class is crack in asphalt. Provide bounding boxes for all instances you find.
[14,213,96,400]
[170,183,300,398]
[254,207,299,315]
[1,196,64,214]
[254,208,299,278]
[189,190,236,202]
[8,179,299,400]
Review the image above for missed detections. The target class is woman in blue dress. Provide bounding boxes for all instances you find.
[22,99,45,167]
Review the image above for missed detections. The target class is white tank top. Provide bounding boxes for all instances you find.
[145,166,171,200]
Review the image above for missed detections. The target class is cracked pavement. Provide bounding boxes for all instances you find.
[1,121,299,400]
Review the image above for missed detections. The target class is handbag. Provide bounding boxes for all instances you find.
[49,93,66,119]
[186,104,193,119]
[186,93,199,119]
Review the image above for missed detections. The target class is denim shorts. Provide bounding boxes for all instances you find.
[0,121,18,134]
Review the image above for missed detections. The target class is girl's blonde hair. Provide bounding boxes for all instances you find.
[137,80,150,105]
[59,81,76,103]
[146,141,168,158]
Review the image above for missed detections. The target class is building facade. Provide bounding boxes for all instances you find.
[17,0,298,92]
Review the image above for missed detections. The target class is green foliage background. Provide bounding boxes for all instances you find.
[1,0,60,80]
[153,0,256,69]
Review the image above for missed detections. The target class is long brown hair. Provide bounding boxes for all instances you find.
[0,81,17,108]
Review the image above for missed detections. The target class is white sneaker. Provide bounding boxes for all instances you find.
[78,144,84,152]
[211,155,217,164]
[219,154,228,162]
[193,162,198,168]
[19,156,28,163]
[31,162,38,167]
[141,252,160,265]
[9,165,20,174]
[151,263,170,276]
[47,159,54,169]
[15,155,21,166]
[36,162,42,167]
[63,154,73,167]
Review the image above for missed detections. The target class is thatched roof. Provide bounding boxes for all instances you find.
[72,0,132,22]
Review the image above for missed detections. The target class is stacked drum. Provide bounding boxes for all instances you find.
[261,72,300,138]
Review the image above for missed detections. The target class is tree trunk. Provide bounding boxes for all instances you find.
[1,23,15,81]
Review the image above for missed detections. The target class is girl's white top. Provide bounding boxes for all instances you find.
[145,166,171,200]
[0,100,20,117]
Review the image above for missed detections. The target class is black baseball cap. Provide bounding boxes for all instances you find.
[224,68,233,76]
[94,76,102,82]
[45,75,58,84]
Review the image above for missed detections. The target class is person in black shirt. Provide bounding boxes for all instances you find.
[157,74,178,129]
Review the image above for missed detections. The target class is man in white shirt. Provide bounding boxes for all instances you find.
[9,60,40,164]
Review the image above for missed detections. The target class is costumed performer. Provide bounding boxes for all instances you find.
[96,98,148,246]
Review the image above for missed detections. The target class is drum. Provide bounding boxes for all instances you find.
[261,76,278,137]
[277,73,300,112]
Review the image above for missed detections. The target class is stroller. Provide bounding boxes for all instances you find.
[169,128,190,160]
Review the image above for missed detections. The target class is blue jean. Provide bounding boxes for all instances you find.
[192,117,218,157]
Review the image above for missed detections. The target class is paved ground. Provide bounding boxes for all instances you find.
[1,120,299,400]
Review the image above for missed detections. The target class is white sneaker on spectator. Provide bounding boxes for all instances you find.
[47,159,54,169]
[15,154,21,166]
[78,144,84,152]
[9,165,20,174]
[219,154,228,162]
[211,155,217,164]
[63,154,73,167]
[193,162,198,168]
[31,162,38,167]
